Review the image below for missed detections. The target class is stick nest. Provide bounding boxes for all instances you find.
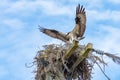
[34,44,107,80]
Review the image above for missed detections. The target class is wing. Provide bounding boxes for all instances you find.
[39,26,69,42]
[73,4,86,37]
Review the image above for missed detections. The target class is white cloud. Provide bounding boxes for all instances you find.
[2,18,25,30]
[87,10,120,22]
[99,25,120,52]
[2,0,73,16]
[107,0,120,4]
[3,0,38,15]
[0,0,9,8]
[39,1,73,16]
[87,0,103,9]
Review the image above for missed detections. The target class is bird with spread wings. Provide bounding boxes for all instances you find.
[39,4,86,43]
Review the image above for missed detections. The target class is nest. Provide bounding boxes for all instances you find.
[34,44,93,80]
[33,43,120,80]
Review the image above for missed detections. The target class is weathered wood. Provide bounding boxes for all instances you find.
[62,41,79,72]
[63,41,79,60]
[70,43,93,72]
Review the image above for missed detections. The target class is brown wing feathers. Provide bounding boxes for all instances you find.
[75,4,86,37]
[39,26,69,42]
[39,27,59,38]
[76,4,86,23]
[39,4,86,43]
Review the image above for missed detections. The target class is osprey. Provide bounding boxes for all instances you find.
[39,4,86,43]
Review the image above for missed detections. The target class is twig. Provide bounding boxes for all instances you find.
[95,61,111,80]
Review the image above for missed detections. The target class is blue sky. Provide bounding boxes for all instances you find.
[0,0,120,80]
